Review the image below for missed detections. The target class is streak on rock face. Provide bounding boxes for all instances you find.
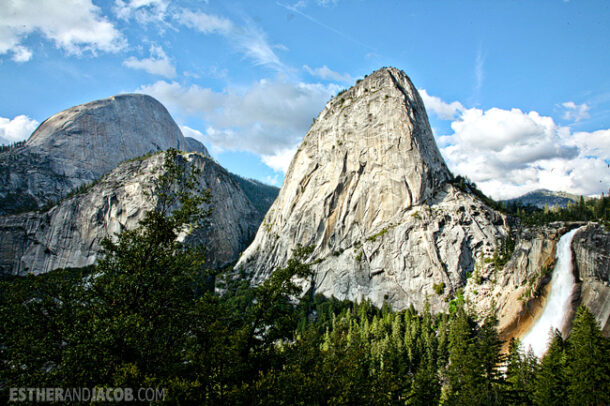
[236,67,508,312]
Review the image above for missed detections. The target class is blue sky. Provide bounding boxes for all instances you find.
[1,0,609,199]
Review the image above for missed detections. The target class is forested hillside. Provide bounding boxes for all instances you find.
[1,152,608,405]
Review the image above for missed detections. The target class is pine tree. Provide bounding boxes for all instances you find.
[505,338,537,405]
[444,308,486,406]
[533,329,566,406]
[565,305,610,406]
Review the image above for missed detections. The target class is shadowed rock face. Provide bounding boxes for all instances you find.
[0,152,260,276]
[0,94,208,215]
[237,67,508,312]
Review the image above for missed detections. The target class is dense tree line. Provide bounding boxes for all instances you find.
[504,193,609,226]
[1,151,608,404]
[450,174,610,226]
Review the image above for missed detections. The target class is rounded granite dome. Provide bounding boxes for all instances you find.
[26,93,187,178]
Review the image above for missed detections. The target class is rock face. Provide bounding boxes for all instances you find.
[572,224,610,335]
[464,226,563,340]
[0,94,208,215]
[237,67,508,312]
[0,152,260,276]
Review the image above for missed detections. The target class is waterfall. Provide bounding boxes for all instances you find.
[520,227,581,358]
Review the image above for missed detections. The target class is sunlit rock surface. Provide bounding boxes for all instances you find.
[237,67,509,312]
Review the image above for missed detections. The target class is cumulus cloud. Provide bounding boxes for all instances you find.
[419,89,464,120]
[303,65,353,83]
[10,45,32,62]
[572,129,610,160]
[137,78,338,166]
[123,45,176,78]
[433,97,610,199]
[0,115,39,145]
[261,147,298,173]
[561,101,590,122]
[179,125,205,142]
[0,0,126,58]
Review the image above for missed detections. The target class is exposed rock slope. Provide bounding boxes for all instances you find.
[0,94,208,215]
[0,152,260,276]
[237,67,508,312]
[572,223,610,335]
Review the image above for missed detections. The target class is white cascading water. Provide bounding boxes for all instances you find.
[520,227,581,358]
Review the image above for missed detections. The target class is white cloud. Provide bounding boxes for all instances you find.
[419,89,464,120]
[0,0,126,58]
[174,9,233,34]
[175,9,283,70]
[123,45,176,78]
[136,81,222,114]
[264,174,280,186]
[137,78,338,163]
[434,98,610,199]
[226,22,284,69]
[561,101,590,122]
[317,0,339,6]
[0,115,39,145]
[572,129,610,160]
[303,65,353,83]
[113,0,169,25]
[180,125,205,141]
[261,147,298,173]
[10,45,32,62]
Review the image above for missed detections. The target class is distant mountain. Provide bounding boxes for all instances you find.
[503,189,587,209]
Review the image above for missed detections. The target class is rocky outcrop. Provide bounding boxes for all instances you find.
[0,94,208,215]
[0,152,260,276]
[572,223,610,335]
[237,67,509,312]
[463,226,563,340]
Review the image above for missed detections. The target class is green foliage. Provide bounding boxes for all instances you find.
[534,330,567,406]
[506,192,610,226]
[366,227,390,242]
[2,155,609,406]
[565,306,610,406]
[230,174,279,216]
[433,282,445,295]
[493,234,516,271]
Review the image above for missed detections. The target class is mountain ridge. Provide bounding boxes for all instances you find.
[237,67,508,312]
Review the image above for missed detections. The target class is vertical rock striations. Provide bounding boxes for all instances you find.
[572,224,610,336]
[237,67,508,312]
[0,152,260,276]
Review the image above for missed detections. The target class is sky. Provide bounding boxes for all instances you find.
[0,0,609,200]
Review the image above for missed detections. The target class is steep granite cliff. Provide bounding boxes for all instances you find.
[572,223,610,335]
[237,67,509,312]
[0,152,260,276]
